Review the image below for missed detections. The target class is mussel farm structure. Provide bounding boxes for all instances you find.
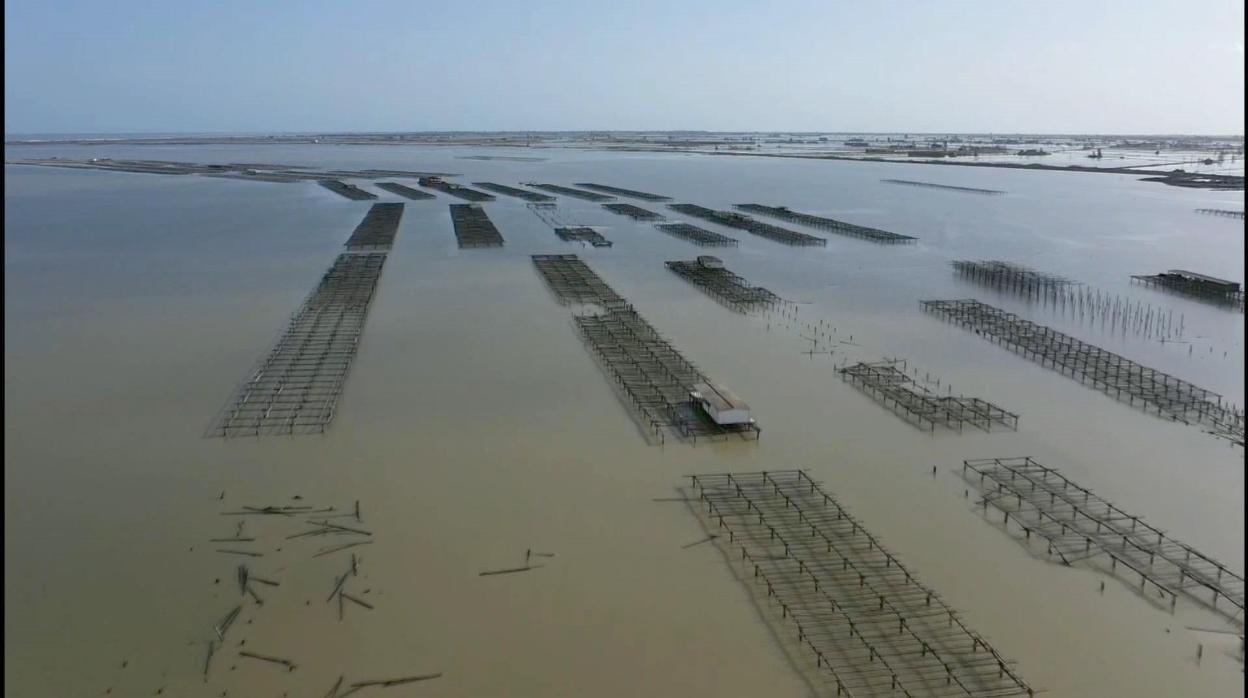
[667,204,826,247]
[574,183,671,201]
[526,183,614,201]
[1131,270,1244,311]
[838,360,1019,432]
[209,252,389,437]
[735,204,917,244]
[531,254,759,444]
[602,203,664,221]
[555,226,613,247]
[473,182,555,202]
[318,179,377,200]
[921,299,1244,445]
[375,182,435,200]
[419,177,495,202]
[449,204,505,248]
[964,457,1244,622]
[685,470,1034,698]
[654,222,738,247]
[665,259,782,312]
[344,203,404,251]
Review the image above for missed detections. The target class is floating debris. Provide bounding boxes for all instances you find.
[237,651,296,672]
[313,540,374,558]
[479,565,543,576]
[349,673,443,688]
[418,176,494,201]
[1194,208,1244,218]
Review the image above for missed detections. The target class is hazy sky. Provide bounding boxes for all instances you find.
[4,0,1244,134]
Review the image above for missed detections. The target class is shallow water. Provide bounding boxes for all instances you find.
[5,144,1244,697]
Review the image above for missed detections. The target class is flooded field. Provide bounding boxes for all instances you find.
[5,144,1244,697]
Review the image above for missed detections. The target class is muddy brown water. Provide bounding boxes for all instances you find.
[5,145,1244,696]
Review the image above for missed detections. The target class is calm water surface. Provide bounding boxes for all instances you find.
[5,144,1244,697]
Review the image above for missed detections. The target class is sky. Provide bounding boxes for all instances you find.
[4,0,1244,135]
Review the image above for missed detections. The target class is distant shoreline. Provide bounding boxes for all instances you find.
[5,134,1241,190]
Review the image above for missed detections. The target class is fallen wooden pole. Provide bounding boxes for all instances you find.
[238,650,296,671]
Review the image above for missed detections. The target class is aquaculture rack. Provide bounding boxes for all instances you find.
[668,204,826,246]
[951,260,1073,295]
[963,457,1244,622]
[602,203,665,220]
[375,182,435,200]
[526,183,614,201]
[344,203,404,250]
[654,222,738,247]
[473,182,555,202]
[574,183,671,201]
[838,360,1018,433]
[735,204,917,244]
[665,260,783,312]
[532,254,759,444]
[318,179,377,201]
[209,253,388,437]
[687,470,1033,698]
[449,204,505,248]
[920,299,1243,445]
